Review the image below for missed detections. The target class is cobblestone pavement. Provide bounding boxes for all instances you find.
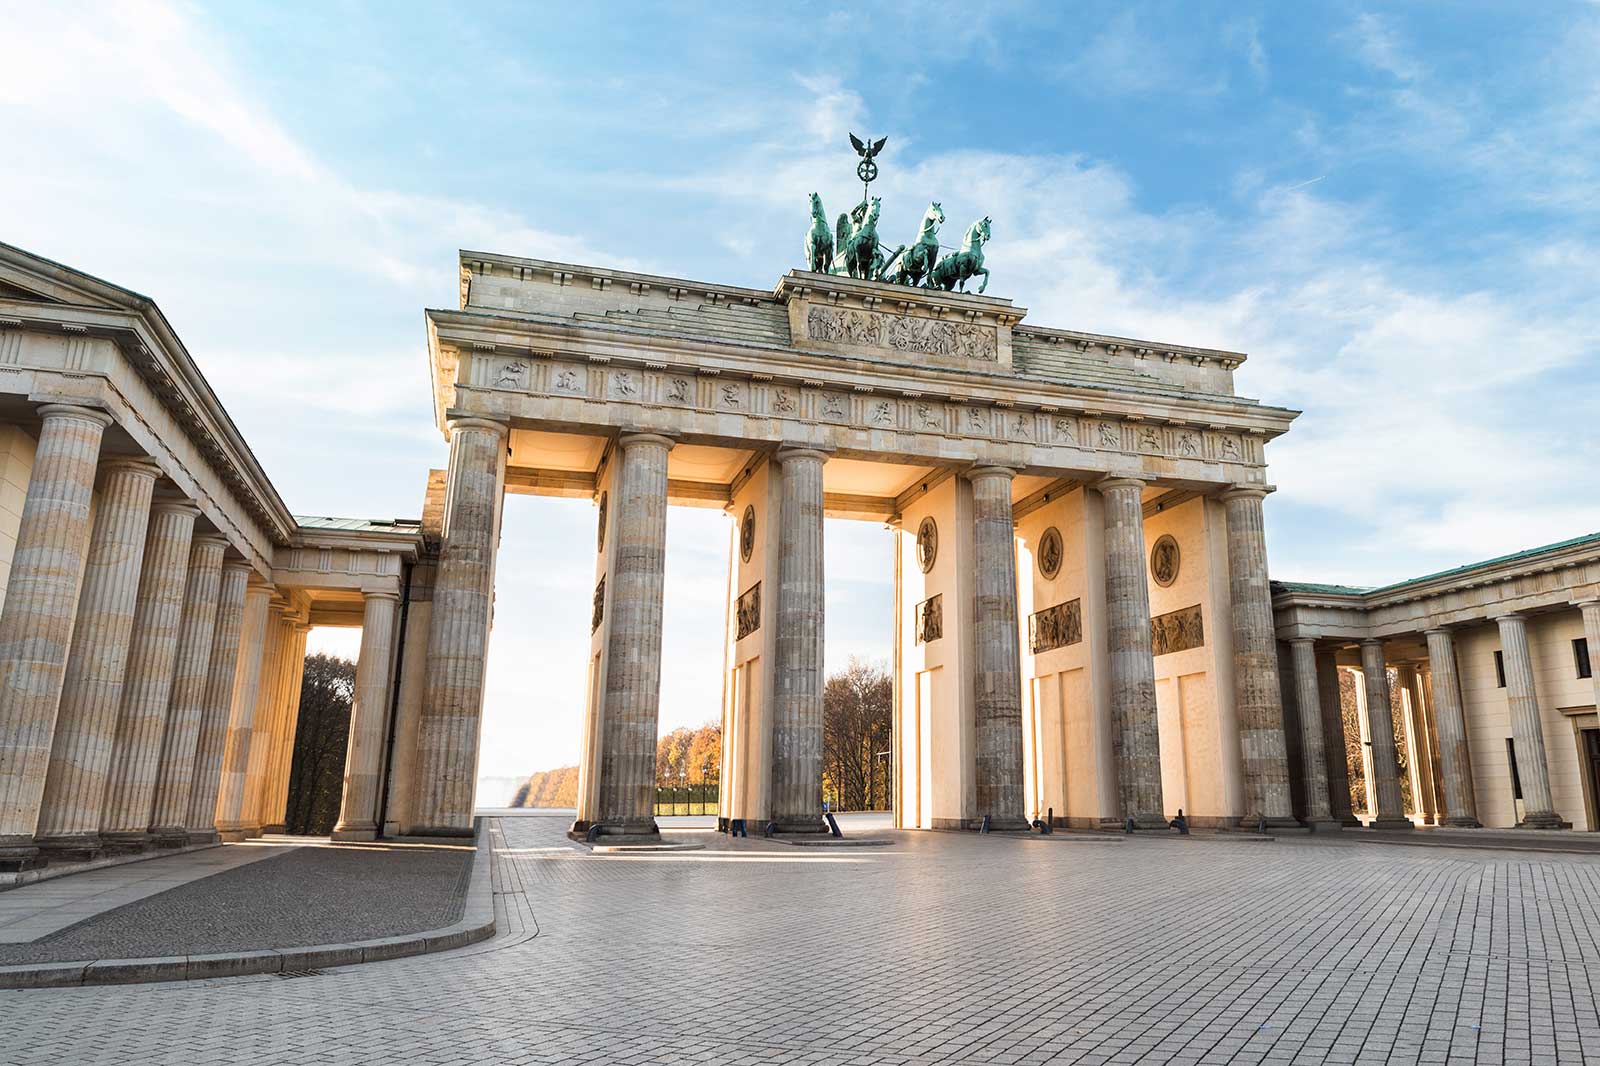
[0,841,472,964]
[6,812,1600,1065]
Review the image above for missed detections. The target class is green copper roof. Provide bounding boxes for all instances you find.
[1271,581,1373,597]
[295,515,421,534]
[1276,529,1600,600]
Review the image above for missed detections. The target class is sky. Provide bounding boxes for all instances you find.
[4,2,1598,798]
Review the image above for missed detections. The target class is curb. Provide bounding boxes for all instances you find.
[0,821,496,990]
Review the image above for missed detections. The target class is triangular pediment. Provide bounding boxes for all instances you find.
[0,241,150,312]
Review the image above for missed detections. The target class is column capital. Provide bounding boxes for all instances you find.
[965,464,1017,483]
[1359,637,1386,649]
[446,416,510,440]
[1220,483,1275,502]
[362,589,402,603]
[776,445,831,464]
[150,499,202,520]
[98,456,162,480]
[1288,636,1317,649]
[1096,474,1146,492]
[1573,598,1600,610]
[617,431,676,451]
[192,533,230,549]
[1423,626,1456,637]
[1492,612,1525,624]
[222,559,254,576]
[36,402,114,429]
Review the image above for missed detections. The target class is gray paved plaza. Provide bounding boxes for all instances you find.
[7,812,1600,1065]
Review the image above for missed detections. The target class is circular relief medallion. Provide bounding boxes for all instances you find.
[1150,534,1180,588]
[1037,526,1064,580]
[916,516,939,573]
[740,504,756,564]
[596,491,608,553]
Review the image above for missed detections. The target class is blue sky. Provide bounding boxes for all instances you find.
[4,3,1598,792]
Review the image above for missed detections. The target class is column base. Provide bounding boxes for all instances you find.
[1301,817,1342,834]
[0,842,44,873]
[1367,816,1415,831]
[568,818,661,843]
[330,824,377,842]
[1334,814,1364,828]
[36,834,103,864]
[98,832,150,855]
[1441,816,1483,829]
[260,823,286,835]
[186,830,221,846]
[1123,813,1173,832]
[1517,812,1572,830]
[149,829,189,850]
[771,817,832,835]
[215,824,255,843]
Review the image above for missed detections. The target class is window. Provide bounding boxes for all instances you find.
[1494,650,1506,688]
[1507,738,1523,801]
[1576,638,1593,681]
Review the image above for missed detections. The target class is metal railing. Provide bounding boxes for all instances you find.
[653,782,719,816]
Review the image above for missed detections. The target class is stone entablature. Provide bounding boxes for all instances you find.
[0,243,298,574]
[1273,533,1600,640]
[430,258,1297,488]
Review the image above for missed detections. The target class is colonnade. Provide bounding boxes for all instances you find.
[0,404,324,869]
[1285,601,1600,830]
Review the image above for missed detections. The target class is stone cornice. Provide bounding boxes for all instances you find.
[1273,535,1600,640]
[426,308,1298,443]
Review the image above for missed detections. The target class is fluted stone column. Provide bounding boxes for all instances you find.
[333,592,401,840]
[262,622,308,833]
[1496,613,1563,828]
[1316,652,1360,826]
[411,417,508,836]
[34,458,160,859]
[1287,640,1335,827]
[184,561,250,842]
[0,404,114,869]
[1579,601,1600,737]
[1425,628,1479,827]
[147,535,228,845]
[590,433,672,838]
[1222,487,1295,825]
[969,466,1027,831]
[1099,477,1164,829]
[1360,640,1411,829]
[771,447,828,833]
[99,501,199,848]
[1394,664,1438,825]
[241,607,288,835]
[214,586,272,840]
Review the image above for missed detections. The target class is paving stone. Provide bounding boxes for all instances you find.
[4,812,1600,1065]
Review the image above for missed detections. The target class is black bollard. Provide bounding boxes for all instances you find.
[765,820,777,838]
[1125,816,1136,834]
[980,814,991,834]
[585,824,601,843]
[825,812,842,838]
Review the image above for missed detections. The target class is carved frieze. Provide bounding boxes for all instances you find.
[805,305,998,362]
[550,364,586,396]
[914,593,943,645]
[494,358,528,389]
[736,581,761,640]
[1150,604,1203,656]
[1029,598,1082,654]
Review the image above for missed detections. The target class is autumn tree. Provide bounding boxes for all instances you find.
[285,653,356,835]
[822,657,892,811]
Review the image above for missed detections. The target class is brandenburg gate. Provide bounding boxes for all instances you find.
[398,241,1301,840]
